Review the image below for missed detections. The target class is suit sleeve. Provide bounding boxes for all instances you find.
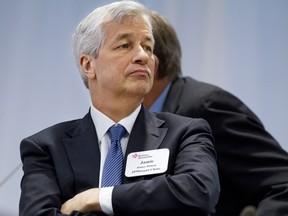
[202,89,288,215]
[19,137,99,216]
[112,118,220,216]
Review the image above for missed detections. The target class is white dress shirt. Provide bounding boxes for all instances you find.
[90,104,141,215]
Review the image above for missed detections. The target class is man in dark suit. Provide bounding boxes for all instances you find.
[19,2,220,216]
[143,11,288,216]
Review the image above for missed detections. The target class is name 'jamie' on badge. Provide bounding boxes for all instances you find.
[125,148,170,177]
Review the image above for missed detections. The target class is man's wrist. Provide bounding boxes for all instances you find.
[84,188,102,212]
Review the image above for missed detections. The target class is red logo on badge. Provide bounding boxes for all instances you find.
[132,154,138,158]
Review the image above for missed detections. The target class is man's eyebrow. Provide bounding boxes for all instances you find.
[114,33,154,43]
[144,35,154,43]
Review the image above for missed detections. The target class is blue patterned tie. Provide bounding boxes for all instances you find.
[101,124,127,187]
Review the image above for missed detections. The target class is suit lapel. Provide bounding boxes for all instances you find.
[124,106,167,183]
[62,108,169,186]
[63,113,101,191]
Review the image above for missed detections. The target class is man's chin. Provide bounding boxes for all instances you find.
[128,83,152,97]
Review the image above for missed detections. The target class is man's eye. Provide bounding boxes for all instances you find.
[118,44,129,49]
[144,45,153,53]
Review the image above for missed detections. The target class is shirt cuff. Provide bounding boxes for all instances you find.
[99,187,114,215]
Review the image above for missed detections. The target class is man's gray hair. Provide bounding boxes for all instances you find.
[72,1,153,88]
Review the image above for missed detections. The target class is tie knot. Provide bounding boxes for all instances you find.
[108,124,127,142]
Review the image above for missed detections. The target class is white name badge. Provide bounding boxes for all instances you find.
[125,148,170,177]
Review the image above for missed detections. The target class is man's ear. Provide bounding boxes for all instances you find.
[80,54,96,79]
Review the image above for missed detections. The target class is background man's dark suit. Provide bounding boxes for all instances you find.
[20,106,220,216]
[163,76,288,216]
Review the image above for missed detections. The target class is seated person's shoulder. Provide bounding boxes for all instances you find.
[22,118,82,145]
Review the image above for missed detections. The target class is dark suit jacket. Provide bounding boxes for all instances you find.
[163,76,288,216]
[19,106,220,216]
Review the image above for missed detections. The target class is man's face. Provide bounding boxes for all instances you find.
[89,16,155,100]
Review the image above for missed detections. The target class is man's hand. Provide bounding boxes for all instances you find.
[61,188,101,214]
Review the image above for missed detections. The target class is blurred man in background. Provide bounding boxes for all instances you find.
[144,10,288,216]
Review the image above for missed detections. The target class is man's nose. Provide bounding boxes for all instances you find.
[132,46,149,65]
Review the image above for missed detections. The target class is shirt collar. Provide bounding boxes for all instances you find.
[90,104,141,142]
[149,82,172,112]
